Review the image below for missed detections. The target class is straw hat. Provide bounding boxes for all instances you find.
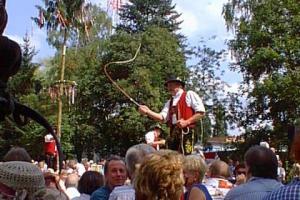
[0,161,45,194]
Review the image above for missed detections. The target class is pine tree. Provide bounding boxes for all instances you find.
[117,0,182,34]
[8,33,39,97]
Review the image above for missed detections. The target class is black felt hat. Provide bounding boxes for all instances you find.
[164,75,185,87]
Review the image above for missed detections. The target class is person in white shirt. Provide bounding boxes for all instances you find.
[204,160,233,199]
[139,75,205,154]
[65,173,80,199]
[145,124,165,150]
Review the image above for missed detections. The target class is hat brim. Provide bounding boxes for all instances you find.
[164,80,185,87]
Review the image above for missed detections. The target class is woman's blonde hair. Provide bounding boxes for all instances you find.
[134,150,184,200]
[183,155,207,182]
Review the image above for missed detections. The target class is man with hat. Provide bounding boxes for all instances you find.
[139,75,205,154]
[145,124,165,150]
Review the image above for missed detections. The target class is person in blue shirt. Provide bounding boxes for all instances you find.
[91,155,127,200]
[225,145,282,200]
[264,123,300,200]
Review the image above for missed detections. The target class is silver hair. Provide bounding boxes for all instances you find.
[125,144,155,177]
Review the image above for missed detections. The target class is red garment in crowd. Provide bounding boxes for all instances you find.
[44,134,57,156]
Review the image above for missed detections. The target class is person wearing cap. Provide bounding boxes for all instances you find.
[145,124,165,150]
[139,75,205,154]
[0,161,46,199]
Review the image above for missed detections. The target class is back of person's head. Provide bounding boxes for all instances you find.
[290,163,300,178]
[67,159,77,170]
[65,173,79,188]
[183,155,207,182]
[245,145,278,179]
[125,144,155,178]
[134,150,184,200]
[78,171,104,195]
[44,172,60,190]
[32,188,69,200]
[209,160,230,178]
[3,147,32,162]
[0,161,45,197]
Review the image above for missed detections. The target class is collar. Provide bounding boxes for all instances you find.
[248,176,274,182]
[172,88,184,98]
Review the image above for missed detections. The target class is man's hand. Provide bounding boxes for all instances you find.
[176,119,189,128]
[138,105,150,115]
[235,174,246,186]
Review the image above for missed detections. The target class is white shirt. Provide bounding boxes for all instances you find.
[66,187,80,199]
[160,89,205,122]
[204,178,233,200]
[73,193,91,200]
[76,163,86,177]
[145,131,159,150]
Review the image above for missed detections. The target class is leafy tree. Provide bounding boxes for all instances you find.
[33,0,94,49]
[188,40,234,139]
[223,0,300,149]
[92,26,187,156]
[33,0,96,142]
[0,35,46,159]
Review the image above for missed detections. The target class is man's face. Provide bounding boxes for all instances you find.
[167,82,182,96]
[106,160,127,189]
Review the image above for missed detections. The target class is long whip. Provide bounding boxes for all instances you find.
[103,44,141,106]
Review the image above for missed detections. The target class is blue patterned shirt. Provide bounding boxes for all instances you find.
[91,186,111,200]
[264,178,300,200]
[224,177,282,200]
[109,185,135,200]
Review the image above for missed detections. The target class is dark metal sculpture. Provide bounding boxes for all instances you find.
[0,0,63,171]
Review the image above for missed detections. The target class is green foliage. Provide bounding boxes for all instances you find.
[0,36,48,159]
[223,0,300,150]
[8,33,39,97]
[93,26,187,156]
[188,40,234,137]
[1,1,236,160]
[117,0,186,49]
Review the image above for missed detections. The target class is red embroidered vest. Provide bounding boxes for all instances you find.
[167,91,195,128]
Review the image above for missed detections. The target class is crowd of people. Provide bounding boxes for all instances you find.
[1,135,300,200]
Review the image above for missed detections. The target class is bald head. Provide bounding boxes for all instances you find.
[65,174,79,188]
[209,160,230,178]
